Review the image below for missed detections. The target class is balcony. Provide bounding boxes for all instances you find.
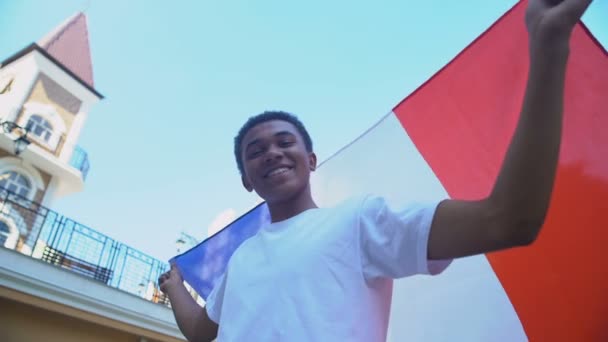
[24,129,91,181]
[0,187,170,305]
[69,146,90,180]
[0,120,92,197]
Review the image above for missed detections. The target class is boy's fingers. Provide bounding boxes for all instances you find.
[556,0,593,22]
[170,262,182,276]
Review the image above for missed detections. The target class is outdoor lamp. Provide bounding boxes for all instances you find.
[14,134,30,156]
[0,120,31,156]
[1,121,17,133]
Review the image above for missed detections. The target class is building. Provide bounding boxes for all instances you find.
[0,12,185,342]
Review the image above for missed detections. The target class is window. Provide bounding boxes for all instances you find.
[25,115,54,142]
[0,171,32,198]
[0,221,10,247]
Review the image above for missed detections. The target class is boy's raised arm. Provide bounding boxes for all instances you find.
[426,0,593,260]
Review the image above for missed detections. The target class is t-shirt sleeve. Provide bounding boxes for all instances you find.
[205,272,227,324]
[358,195,452,280]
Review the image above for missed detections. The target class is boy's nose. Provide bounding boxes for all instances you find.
[264,148,283,164]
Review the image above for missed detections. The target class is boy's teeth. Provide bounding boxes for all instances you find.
[269,168,289,176]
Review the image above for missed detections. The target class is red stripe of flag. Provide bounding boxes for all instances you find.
[393,1,608,341]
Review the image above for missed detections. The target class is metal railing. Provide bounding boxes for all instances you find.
[0,187,170,305]
[26,130,68,156]
[69,146,90,180]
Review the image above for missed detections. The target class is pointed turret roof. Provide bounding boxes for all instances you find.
[38,12,95,88]
[0,12,102,99]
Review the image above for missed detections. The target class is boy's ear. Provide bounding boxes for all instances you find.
[309,152,317,171]
[241,175,254,192]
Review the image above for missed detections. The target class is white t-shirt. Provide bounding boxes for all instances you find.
[206,195,451,341]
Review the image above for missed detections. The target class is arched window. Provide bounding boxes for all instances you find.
[0,171,32,198]
[25,114,54,142]
[0,221,10,247]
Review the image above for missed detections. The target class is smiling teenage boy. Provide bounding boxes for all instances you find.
[159,1,593,341]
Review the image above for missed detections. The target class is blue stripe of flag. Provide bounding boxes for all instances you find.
[171,203,270,299]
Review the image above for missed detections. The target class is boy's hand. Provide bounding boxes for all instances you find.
[158,264,218,341]
[158,262,184,294]
[526,0,593,49]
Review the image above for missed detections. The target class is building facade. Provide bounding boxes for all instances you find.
[0,13,185,342]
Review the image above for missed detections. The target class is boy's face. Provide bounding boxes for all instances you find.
[240,120,316,204]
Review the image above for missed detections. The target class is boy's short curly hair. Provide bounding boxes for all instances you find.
[234,111,313,175]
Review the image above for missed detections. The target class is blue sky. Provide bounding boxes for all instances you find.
[1,0,606,261]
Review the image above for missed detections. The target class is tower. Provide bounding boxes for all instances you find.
[0,13,184,342]
[0,13,102,253]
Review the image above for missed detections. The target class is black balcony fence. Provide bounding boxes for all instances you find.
[41,246,113,283]
[0,188,170,305]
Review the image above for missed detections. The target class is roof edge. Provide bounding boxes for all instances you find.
[0,43,103,100]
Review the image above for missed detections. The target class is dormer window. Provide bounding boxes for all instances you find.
[26,115,54,143]
[20,102,68,153]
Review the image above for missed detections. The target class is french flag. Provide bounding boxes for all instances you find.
[173,1,608,341]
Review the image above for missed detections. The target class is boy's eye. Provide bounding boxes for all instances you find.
[248,149,263,158]
[279,140,294,147]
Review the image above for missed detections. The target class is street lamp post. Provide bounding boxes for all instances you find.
[13,135,30,155]
[175,236,186,254]
[175,231,199,254]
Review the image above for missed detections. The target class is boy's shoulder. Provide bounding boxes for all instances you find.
[320,193,386,222]
[321,193,369,213]
[330,193,386,212]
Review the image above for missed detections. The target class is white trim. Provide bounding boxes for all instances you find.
[0,205,27,235]
[19,101,67,151]
[0,56,40,122]
[60,108,88,163]
[0,217,19,249]
[21,101,67,131]
[0,248,184,340]
[40,176,59,207]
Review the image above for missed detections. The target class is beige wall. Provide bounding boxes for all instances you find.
[16,72,82,156]
[0,148,11,159]
[0,296,160,342]
[25,73,80,130]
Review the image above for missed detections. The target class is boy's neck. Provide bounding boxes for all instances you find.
[267,187,317,223]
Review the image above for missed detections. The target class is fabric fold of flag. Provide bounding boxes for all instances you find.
[394,1,608,340]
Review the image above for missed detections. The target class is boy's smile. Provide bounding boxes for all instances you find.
[264,165,294,179]
[241,120,316,205]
